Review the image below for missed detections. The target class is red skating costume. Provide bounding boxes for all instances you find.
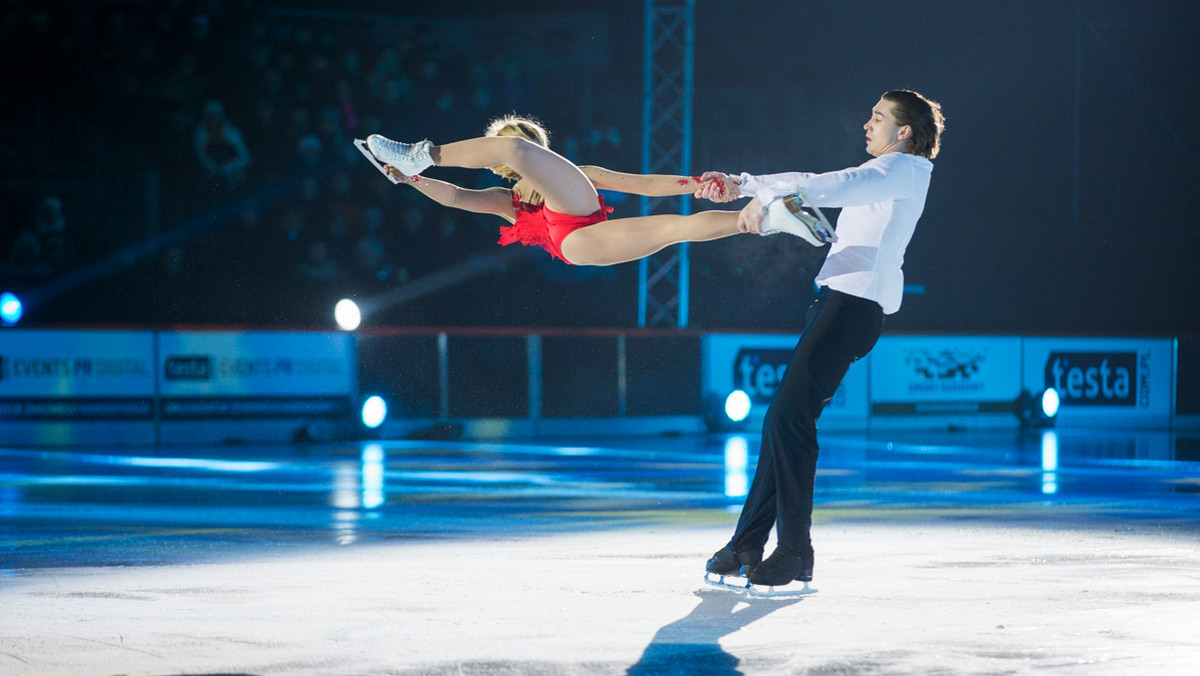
[497,194,613,263]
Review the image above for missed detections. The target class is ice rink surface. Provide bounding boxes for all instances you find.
[3,428,1199,675]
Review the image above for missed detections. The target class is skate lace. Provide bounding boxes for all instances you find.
[383,138,411,158]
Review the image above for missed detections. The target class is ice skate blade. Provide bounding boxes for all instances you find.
[703,572,750,592]
[783,190,837,244]
[353,139,401,184]
[746,581,817,599]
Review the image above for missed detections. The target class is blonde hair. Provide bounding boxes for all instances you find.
[485,115,551,205]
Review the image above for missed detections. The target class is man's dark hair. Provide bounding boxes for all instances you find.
[883,90,945,159]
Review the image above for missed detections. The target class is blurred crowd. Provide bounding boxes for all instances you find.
[2,0,629,324]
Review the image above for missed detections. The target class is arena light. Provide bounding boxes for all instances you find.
[704,389,754,433]
[1016,388,1059,428]
[361,395,388,429]
[724,390,751,423]
[334,298,361,331]
[1,292,23,326]
[1040,388,1060,419]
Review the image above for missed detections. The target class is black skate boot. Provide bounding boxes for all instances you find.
[705,544,762,577]
[746,545,815,587]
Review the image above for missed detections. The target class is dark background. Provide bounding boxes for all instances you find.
[2,0,1198,337]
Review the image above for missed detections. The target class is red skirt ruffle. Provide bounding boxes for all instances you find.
[498,195,612,263]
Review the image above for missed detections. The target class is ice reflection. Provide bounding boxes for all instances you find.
[361,443,385,509]
[331,462,359,509]
[724,436,749,498]
[0,484,22,519]
[1042,430,1058,495]
[327,445,388,543]
[329,445,387,512]
[332,510,359,545]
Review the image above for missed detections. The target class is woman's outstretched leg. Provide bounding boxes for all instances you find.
[369,134,600,217]
[560,210,742,266]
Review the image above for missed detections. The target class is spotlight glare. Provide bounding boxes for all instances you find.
[1040,388,1060,419]
[1,292,23,325]
[334,299,361,331]
[724,390,751,423]
[361,395,387,429]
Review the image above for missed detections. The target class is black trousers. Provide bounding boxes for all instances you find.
[731,288,885,554]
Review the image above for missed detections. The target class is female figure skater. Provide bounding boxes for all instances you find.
[364,115,811,265]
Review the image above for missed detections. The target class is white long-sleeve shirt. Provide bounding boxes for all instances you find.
[735,152,933,314]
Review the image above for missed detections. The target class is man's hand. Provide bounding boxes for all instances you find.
[737,196,765,233]
[694,171,741,202]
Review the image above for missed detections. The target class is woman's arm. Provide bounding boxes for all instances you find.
[578,165,713,197]
[385,166,515,220]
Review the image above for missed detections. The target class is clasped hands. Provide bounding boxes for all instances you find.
[694,172,764,234]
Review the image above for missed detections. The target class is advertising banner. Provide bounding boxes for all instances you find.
[156,331,356,420]
[0,329,156,420]
[701,333,869,426]
[0,329,156,444]
[869,336,1023,418]
[1023,337,1174,427]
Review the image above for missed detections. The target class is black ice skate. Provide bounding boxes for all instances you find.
[744,546,817,598]
[703,544,762,592]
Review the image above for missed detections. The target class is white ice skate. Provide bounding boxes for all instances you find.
[703,573,818,598]
[745,580,818,598]
[353,139,401,184]
[365,134,434,176]
[760,189,837,246]
[704,571,752,592]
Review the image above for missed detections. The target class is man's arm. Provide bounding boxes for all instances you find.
[735,157,918,232]
[749,158,915,208]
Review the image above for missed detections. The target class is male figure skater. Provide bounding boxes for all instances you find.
[699,89,945,588]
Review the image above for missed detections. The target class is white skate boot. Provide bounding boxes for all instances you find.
[760,190,837,246]
[365,134,434,176]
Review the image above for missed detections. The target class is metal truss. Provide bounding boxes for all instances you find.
[638,0,694,327]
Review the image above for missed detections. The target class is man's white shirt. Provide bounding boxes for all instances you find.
[735,152,933,314]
